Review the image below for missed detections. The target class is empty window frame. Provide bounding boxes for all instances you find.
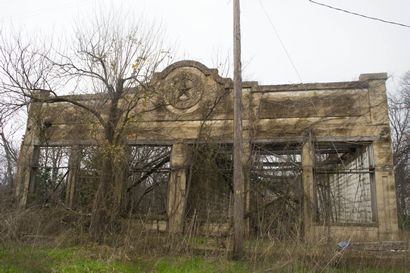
[31,146,70,205]
[126,145,171,218]
[314,142,376,225]
[76,146,100,211]
[250,143,303,238]
[187,143,233,224]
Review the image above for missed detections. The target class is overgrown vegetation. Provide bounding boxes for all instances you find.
[0,240,408,273]
[0,10,172,242]
[0,243,248,273]
[0,201,408,273]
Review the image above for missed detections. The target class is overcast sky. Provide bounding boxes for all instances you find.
[1,0,409,89]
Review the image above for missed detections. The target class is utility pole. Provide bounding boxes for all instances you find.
[233,0,244,259]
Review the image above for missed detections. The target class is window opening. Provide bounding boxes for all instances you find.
[314,142,375,224]
[31,146,70,206]
[126,145,171,219]
[250,143,303,239]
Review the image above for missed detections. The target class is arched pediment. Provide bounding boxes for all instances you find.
[153,60,231,115]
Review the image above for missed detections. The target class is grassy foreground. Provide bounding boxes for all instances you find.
[0,242,408,273]
[0,243,247,273]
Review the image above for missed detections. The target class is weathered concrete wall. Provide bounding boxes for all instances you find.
[27,63,382,145]
[14,60,399,242]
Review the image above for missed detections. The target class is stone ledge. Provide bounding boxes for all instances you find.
[359,73,388,81]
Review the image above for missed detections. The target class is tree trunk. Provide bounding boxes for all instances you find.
[90,151,114,242]
[0,131,15,191]
[89,90,125,243]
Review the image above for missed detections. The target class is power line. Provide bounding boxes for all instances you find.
[257,0,304,84]
[309,0,410,29]
[258,1,321,117]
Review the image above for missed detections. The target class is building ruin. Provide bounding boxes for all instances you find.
[14,60,399,241]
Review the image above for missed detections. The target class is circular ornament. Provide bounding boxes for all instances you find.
[164,72,204,113]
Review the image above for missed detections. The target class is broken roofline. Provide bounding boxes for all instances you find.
[24,60,392,146]
[36,60,387,101]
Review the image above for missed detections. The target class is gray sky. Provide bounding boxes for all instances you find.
[1,0,409,88]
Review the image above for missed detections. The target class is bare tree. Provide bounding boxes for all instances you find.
[0,118,19,190]
[0,14,171,241]
[389,70,410,227]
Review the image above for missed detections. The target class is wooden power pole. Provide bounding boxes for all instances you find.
[233,0,244,259]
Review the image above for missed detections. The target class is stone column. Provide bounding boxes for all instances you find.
[373,140,399,240]
[65,145,81,208]
[302,135,315,241]
[15,90,49,208]
[15,120,41,207]
[360,73,399,240]
[243,86,256,237]
[15,139,39,208]
[242,141,251,237]
[376,173,399,241]
[167,143,189,234]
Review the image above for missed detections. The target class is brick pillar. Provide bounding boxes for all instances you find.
[167,143,189,234]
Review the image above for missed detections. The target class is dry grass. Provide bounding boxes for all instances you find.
[0,205,408,273]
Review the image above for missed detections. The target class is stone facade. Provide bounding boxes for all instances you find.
[14,60,399,242]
